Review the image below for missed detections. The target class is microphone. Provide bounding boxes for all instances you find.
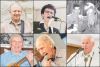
[47,16,59,19]
[52,16,59,19]
[76,48,84,54]
[67,48,84,64]
[47,16,60,21]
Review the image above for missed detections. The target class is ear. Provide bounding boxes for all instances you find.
[41,14,44,19]
[92,42,94,47]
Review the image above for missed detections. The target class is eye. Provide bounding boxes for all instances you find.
[18,11,21,12]
[13,10,16,12]
[82,42,84,44]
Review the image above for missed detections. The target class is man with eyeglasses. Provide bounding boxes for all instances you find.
[39,4,59,34]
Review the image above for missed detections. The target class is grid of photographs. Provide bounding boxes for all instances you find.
[0,0,99,67]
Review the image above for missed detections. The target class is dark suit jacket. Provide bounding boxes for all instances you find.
[39,23,60,34]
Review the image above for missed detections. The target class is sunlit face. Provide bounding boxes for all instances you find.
[11,36,23,53]
[36,40,54,58]
[10,4,22,22]
[73,7,80,15]
[81,37,94,54]
[42,8,54,22]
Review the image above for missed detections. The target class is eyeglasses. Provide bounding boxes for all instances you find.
[44,10,54,14]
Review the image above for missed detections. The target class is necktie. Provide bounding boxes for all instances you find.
[84,57,88,67]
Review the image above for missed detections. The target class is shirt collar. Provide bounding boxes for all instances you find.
[9,20,21,25]
[82,50,94,58]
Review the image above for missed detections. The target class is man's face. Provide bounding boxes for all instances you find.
[36,41,54,58]
[42,8,54,22]
[73,7,80,15]
[11,36,23,53]
[81,37,94,54]
[10,4,22,22]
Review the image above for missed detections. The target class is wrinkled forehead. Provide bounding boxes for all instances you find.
[10,4,22,11]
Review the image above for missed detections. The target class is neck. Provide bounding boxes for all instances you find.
[44,21,49,27]
[11,49,21,55]
[12,19,20,26]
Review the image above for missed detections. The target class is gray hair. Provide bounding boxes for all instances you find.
[9,2,23,12]
[9,34,23,44]
[36,34,55,48]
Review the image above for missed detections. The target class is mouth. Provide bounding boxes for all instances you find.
[84,48,89,51]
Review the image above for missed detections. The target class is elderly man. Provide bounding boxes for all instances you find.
[35,34,66,66]
[67,35,99,66]
[0,34,33,66]
[1,2,32,33]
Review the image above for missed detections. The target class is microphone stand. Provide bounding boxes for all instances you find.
[67,48,83,64]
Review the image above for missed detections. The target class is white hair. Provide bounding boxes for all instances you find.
[9,34,23,44]
[35,34,55,48]
[9,2,23,12]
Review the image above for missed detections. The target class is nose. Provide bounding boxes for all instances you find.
[15,10,21,15]
[16,11,19,14]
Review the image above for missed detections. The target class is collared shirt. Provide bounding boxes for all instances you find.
[0,51,31,67]
[1,19,32,33]
[9,21,22,33]
[83,51,94,67]
[39,20,59,34]
[67,49,99,66]
[40,19,54,33]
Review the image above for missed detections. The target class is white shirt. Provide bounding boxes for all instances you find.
[40,19,56,33]
[67,49,99,66]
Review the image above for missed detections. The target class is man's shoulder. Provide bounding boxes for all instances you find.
[1,51,11,57]
[1,21,10,25]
